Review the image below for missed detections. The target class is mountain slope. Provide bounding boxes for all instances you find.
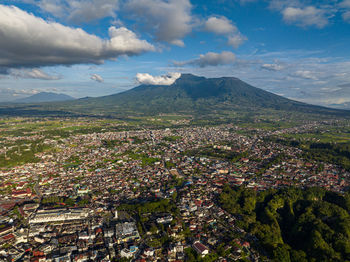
[0,74,348,119]
[15,92,75,103]
[57,74,348,117]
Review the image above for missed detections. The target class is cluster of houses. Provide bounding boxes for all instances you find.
[0,121,349,261]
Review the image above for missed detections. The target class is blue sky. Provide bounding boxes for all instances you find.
[1,0,350,107]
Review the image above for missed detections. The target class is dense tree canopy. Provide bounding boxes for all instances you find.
[219,185,350,261]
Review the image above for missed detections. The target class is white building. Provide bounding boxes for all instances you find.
[120,246,138,258]
[29,208,90,224]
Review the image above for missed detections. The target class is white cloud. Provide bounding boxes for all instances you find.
[340,0,350,8]
[136,72,181,85]
[282,6,329,28]
[342,10,350,22]
[239,0,258,4]
[155,53,350,106]
[0,87,41,101]
[90,73,104,83]
[204,16,237,34]
[125,0,192,46]
[35,0,119,23]
[228,34,247,48]
[268,0,300,11]
[261,63,285,71]
[38,0,65,17]
[0,5,154,69]
[267,1,341,28]
[204,16,247,48]
[291,70,318,80]
[338,0,350,23]
[173,51,236,68]
[106,27,155,55]
[10,68,61,80]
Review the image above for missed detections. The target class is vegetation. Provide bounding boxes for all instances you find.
[185,247,219,262]
[125,151,160,166]
[41,196,83,206]
[0,74,348,120]
[63,155,83,169]
[268,136,350,171]
[219,185,350,261]
[163,135,182,142]
[117,199,176,215]
[0,139,52,167]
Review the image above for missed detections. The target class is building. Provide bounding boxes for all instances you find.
[120,246,138,258]
[115,222,140,244]
[156,215,173,224]
[29,208,90,224]
[193,241,209,257]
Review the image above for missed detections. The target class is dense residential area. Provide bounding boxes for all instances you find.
[1,118,350,261]
[1,0,350,261]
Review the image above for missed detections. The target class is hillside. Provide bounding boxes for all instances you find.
[219,185,350,261]
[14,92,75,103]
[0,74,349,120]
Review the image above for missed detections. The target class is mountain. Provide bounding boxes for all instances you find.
[14,92,75,103]
[54,74,349,117]
[329,102,350,110]
[0,74,349,119]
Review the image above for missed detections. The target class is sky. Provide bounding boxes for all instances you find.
[0,0,350,107]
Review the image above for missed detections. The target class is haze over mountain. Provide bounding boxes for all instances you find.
[2,74,347,119]
[14,92,75,104]
[63,74,347,115]
[1,1,350,106]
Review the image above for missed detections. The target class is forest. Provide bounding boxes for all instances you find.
[219,185,350,262]
[267,137,350,171]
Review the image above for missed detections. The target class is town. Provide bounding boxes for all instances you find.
[1,118,350,261]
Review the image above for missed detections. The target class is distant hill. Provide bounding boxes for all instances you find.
[329,102,350,110]
[0,74,349,119]
[14,92,75,103]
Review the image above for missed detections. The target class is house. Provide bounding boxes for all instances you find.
[120,246,138,258]
[193,241,209,257]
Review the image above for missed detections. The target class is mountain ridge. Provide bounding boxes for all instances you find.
[14,92,75,104]
[0,74,349,119]
[77,73,344,116]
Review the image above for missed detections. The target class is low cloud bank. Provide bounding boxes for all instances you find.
[136,72,181,85]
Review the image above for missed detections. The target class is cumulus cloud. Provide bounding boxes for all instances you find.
[261,63,285,71]
[125,0,192,46]
[10,68,61,80]
[204,16,247,48]
[266,1,340,28]
[173,51,236,68]
[228,34,248,48]
[291,70,318,80]
[0,5,154,70]
[136,72,181,85]
[204,16,237,34]
[90,73,104,83]
[34,0,119,24]
[282,6,329,28]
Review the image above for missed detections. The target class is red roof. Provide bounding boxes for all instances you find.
[193,241,209,253]
[2,233,14,240]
